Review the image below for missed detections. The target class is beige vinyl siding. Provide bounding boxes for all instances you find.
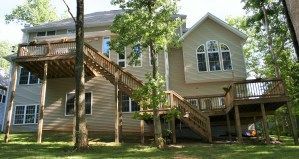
[11,68,41,132]
[43,76,153,133]
[169,48,231,97]
[182,18,246,83]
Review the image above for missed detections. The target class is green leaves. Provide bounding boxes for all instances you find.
[0,41,15,72]
[132,73,167,110]
[5,0,58,26]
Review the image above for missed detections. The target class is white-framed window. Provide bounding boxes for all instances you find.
[196,44,207,71]
[14,104,39,125]
[102,36,110,58]
[132,44,142,67]
[117,48,126,68]
[122,94,140,112]
[37,30,56,37]
[220,43,232,70]
[207,40,221,71]
[67,29,76,35]
[196,40,232,72]
[0,89,6,103]
[149,47,158,66]
[65,92,92,116]
[19,67,40,85]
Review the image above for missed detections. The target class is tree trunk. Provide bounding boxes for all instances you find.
[261,4,281,77]
[150,43,164,148]
[74,0,88,150]
[282,0,299,61]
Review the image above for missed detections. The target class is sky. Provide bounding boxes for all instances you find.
[0,0,246,44]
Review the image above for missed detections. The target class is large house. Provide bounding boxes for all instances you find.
[4,10,293,143]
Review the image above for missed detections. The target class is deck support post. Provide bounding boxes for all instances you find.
[4,62,18,143]
[140,119,145,144]
[37,61,48,143]
[286,103,299,145]
[114,71,120,144]
[119,91,123,143]
[234,105,243,143]
[226,113,232,142]
[274,114,281,141]
[261,103,270,144]
[171,117,176,144]
[253,116,259,141]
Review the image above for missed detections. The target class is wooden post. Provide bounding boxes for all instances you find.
[114,71,120,144]
[171,117,176,144]
[4,62,18,143]
[140,119,145,144]
[261,103,270,144]
[119,91,123,143]
[207,117,212,143]
[274,114,281,141]
[286,103,299,145]
[234,105,243,143]
[226,113,232,142]
[37,61,48,143]
[169,92,176,144]
[253,116,259,141]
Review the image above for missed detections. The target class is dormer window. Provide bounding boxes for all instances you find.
[196,40,232,72]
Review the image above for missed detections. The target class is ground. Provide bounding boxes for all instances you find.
[0,132,298,159]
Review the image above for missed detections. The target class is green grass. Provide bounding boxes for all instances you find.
[0,133,298,159]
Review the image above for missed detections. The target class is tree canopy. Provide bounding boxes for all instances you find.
[5,0,58,26]
[0,41,14,72]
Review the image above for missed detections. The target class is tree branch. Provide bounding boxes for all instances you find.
[62,0,76,23]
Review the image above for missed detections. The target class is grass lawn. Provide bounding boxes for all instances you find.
[0,132,298,159]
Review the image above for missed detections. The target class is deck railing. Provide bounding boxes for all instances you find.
[224,79,286,106]
[185,95,226,112]
[18,41,76,57]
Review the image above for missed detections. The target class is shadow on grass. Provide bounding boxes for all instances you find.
[0,133,298,159]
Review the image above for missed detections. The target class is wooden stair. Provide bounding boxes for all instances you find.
[83,43,212,142]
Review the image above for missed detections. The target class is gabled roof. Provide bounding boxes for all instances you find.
[22,10,123,32]
[180,12,247,41]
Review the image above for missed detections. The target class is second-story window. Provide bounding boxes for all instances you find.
[19,67,40,85]
[0,89,6,103]
[196,40,232,72]
[132,44,142,67]
[207,40,221,71]
[37,30,56,37]
[102,37,110,58]
[118,49,126,68]
[196,45,207,71]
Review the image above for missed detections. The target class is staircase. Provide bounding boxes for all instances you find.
[83,43,212,142]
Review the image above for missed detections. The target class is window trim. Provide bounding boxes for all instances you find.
[122,94,140,113]
[13,104,39,125]
[196,44,208,72]
[220,43,233,70]
[117,47,127,68]
[206,40,221,71]
[132,52,143,68]
[102,36,111,58]
[64,91,93,116]
[18,67,41,85]
[196,41,233,73]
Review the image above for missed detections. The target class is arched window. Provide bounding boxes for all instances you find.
[206,40,221,71]
[196,44,207,71]
[196,41,233,72]
[220,44,232,70]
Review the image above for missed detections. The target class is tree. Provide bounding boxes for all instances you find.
[5,0,58,26]
[74,0,89,150]
[0,41,14,72]
[110,0,181,148]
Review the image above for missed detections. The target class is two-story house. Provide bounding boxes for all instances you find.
[4,10,293,143]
